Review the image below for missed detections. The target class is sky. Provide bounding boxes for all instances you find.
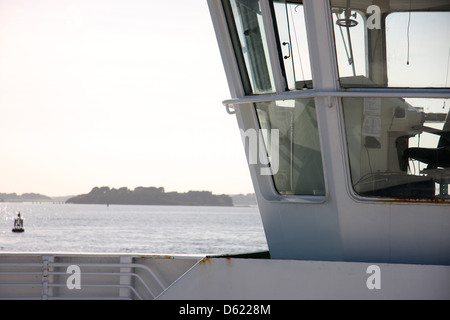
[0,0,254,197]
[0,1,448,198]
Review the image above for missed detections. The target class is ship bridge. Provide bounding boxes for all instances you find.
[208,0,450,264]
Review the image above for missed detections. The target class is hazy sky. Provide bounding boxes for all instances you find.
[0,1,448,198]
[0,0,253,196]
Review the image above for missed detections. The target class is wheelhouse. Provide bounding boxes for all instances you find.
[208,0,450,263]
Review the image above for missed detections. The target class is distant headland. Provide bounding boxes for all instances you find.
[1,187,257,207]
[66,186,233,207]
[0,192,52,202]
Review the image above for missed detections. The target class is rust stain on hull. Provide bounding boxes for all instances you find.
[139,255,174,260]
[388,198,449,204]
[199,257,212,264]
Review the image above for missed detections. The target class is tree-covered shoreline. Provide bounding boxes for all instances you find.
[0,192,52,202]
[66,186,234,207]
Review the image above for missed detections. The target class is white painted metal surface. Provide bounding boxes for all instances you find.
[158,257,450,300]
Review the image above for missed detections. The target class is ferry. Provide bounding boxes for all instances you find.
[1,0,449,299]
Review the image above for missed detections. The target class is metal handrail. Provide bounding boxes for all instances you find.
[48,283,144,300]
[0,258,166,300]
[0,281,140,300]
[49,262,166,291]
[49,271,156,298]
[222,88,450,107]
[0,262,43,267]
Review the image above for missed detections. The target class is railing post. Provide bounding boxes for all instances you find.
[120,256,133,299]
[42,255,54,300]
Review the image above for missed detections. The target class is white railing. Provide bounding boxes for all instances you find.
[222,88,450,108]
[0,253,200,300]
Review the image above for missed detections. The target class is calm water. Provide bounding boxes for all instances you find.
[0,202,268,255]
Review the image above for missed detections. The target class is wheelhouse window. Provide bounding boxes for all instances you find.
[223,0,276,94]
[223,0,313,94]
[330,0,450,88]
[272,0,312,90]
[255,98,325,196]
[386,11,450,88]
[342,97,450,200]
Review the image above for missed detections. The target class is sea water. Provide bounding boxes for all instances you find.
[0,202,268,255]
